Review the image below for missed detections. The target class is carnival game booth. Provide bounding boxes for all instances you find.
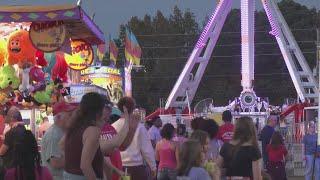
[0,4,105,136]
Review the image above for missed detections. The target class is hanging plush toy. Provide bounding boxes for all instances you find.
[30,66,45,83]
[0,39,7,66]
[43,52,56,81]
[33,82,54,104]
[7,29,37,92]
[51,52,68,83]
[19,64,33,92]
[0,65,20,90]
[7,29,36,68]
[13,90,23,104]
[35,50,48,67]
[0,65,20,105]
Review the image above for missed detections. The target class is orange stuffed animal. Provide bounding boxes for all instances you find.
[7,29,37,68]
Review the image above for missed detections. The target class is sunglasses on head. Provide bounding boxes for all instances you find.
[105,103,113,109]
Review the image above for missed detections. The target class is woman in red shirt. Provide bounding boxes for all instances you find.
[266,131,288,180]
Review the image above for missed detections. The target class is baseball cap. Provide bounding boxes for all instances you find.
[5,106,22,123]
[52,102,77,116]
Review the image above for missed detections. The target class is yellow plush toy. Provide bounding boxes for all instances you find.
[0,39,7,66]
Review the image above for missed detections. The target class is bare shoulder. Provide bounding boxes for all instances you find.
[83,126,100,140]
[112,118,125,129]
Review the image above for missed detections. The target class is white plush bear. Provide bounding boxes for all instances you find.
[19,67,33,92]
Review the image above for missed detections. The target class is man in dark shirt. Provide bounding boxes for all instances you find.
[0,106,26,169]
[259,115,277,168]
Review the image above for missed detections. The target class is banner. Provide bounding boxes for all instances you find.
[97,43,106,61]
[80,66,123,103]
[125,28,142,66]
[109,40,118,65]
[69,85,109,103]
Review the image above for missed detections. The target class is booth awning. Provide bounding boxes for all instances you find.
[0,4,104,45]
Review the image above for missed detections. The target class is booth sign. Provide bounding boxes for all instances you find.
[65,39,94,70]
[29,21,66,52]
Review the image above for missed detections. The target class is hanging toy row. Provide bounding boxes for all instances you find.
[0,28,70,108]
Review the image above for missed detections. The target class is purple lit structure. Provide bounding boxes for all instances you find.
[165,0,317,114]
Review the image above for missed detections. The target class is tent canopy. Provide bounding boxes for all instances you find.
[0,4,104,45]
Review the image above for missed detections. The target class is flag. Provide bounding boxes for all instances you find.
[109,40,119,64]
[97,43,106,61]
[125,28,142,66]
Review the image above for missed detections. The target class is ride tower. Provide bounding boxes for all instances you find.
[165,0,318,114]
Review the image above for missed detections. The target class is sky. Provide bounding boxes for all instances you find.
[0,0,319,37]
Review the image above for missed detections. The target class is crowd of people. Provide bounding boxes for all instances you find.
[0,92,318,180]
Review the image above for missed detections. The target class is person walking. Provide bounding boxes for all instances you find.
[190,130,210,156]
[63,93,129,180]
[217,110,234,143]
[156,123,178,180]
[41,102,76,180]
[260,115,277,167]
[0,106,26,170]
[198,119,222,161]
[149,117,162,148]
[5,130,53,180]
[266,131,288,180]
[113,98,156,180]
[173,124,187,146]
[303,121,320,180]
[38,117,51,138]
[177,140,212,180]
[217,116,262,180]
[100,99,124,180]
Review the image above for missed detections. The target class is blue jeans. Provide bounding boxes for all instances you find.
[157,168,177,180]
[262,152,268,169]
[305,155,320,180]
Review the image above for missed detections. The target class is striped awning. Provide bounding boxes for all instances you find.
[0,4,105,45]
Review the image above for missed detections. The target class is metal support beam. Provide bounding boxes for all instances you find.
[165,0,232,109]
[262,0,318,103]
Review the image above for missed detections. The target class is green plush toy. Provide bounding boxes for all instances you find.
[33,82,55,104]
[0,65,20,89]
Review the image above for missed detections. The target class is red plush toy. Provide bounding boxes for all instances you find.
[51,52,68,83]
[35,50,48,67]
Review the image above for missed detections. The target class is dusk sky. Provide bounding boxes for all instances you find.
[0,0,319,37]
